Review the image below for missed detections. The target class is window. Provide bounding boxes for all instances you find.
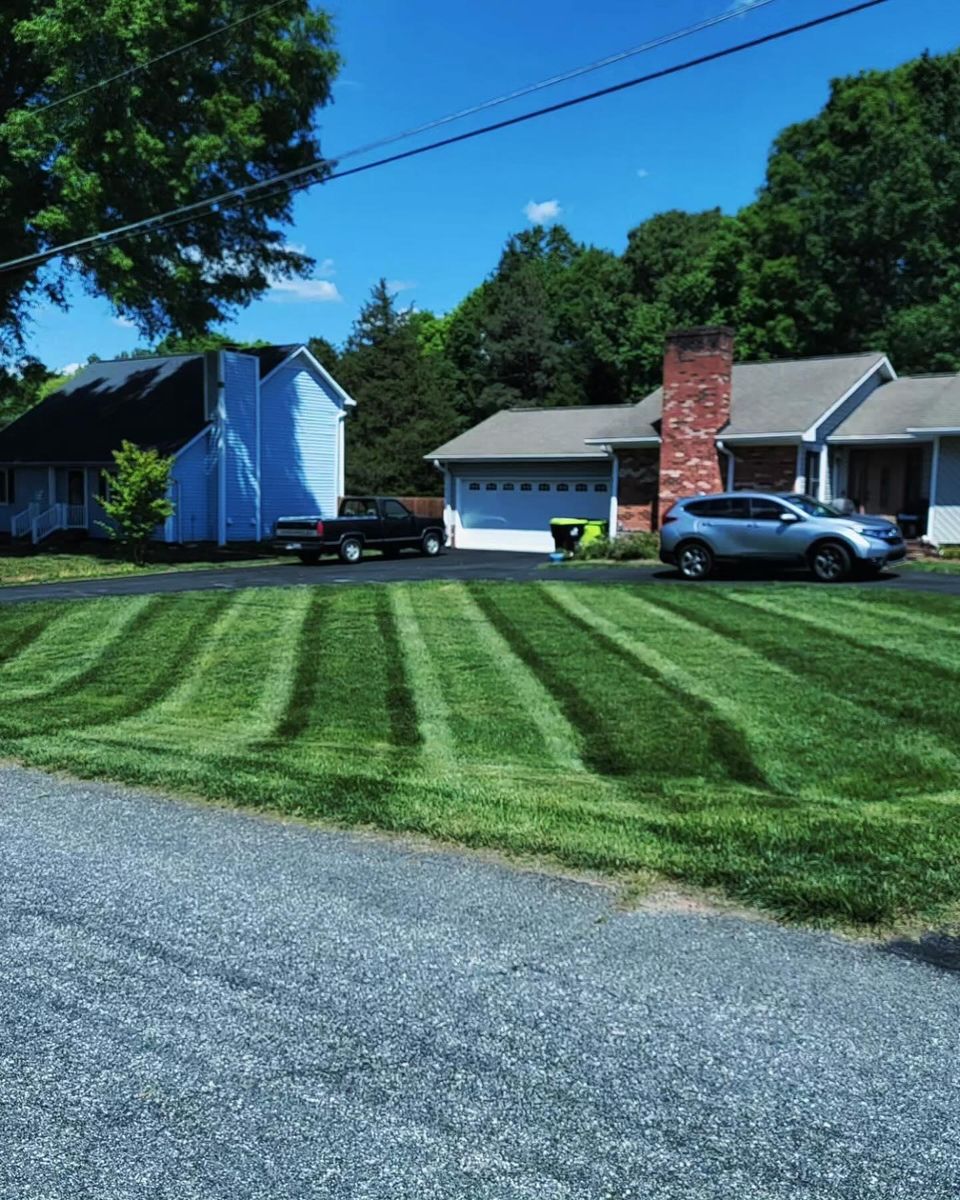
[98,470,115,503]
[485,482,497,491]
[340,497,378,516]
[520,483,532,491]
[685,497,750,519]
[468,482,480,491]
[594,483,608,493]
[502,482,515,491]
[575,483,588,492]
[557,483,569,492]
[538,483,550,492]
[0,470,13,506]
[750,498,789,522]
[382,499,411,520]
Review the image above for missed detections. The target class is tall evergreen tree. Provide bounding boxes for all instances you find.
[339,281,462,496]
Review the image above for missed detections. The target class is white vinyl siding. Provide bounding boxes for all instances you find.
[260,360,343,538]
[931,437,960,545]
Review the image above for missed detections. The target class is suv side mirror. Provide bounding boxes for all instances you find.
[780,511,801,523]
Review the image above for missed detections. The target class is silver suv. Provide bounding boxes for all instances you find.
[659,492,906,582]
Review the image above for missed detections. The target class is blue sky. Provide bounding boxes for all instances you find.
[25,0,959,371]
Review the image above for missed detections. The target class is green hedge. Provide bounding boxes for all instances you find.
[574,531,660,561]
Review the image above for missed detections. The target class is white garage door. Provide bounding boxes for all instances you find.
[456,475,611,552]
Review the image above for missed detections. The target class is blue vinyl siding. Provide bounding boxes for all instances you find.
[222,351,259,542]
[169,431,216,543]
[259,357,343,537]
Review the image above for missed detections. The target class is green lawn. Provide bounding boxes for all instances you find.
[0,550,283,586]
[1,580,958,930]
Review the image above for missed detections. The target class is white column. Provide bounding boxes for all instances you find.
[794,445,806,493]
[929,436,941,540]
[818,445,829,501]
[608,451,619,536]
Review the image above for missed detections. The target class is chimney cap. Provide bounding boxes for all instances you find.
[665,325,736,340]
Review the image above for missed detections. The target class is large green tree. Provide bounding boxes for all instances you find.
[339,281,462,496]
[0,1,340,356]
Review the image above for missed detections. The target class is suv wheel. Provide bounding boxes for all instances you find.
[677,541,713,580]
[421,531,442,557]
[338,536,363,564]
[810,540,851,583]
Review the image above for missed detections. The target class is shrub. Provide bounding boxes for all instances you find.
[942,545,960,560]
[574,531,659,561]
[99,440,175,565]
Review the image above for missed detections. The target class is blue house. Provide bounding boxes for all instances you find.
[0,344,356,544]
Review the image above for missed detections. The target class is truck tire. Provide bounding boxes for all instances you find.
[421,531,442,557]
[338,536,363,564]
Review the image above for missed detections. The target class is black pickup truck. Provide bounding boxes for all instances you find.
[273,496,445,564]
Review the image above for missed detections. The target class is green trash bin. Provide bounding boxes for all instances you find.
[550,517,607,555]
[580,519,608,549]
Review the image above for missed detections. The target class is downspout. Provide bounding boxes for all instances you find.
[716,440,735,491]
[431,457,451,547]
[605,445,619,537]
[337,410,347,505]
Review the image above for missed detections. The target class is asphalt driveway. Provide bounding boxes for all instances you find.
[2,548,960,603]
[0,764,957,1199]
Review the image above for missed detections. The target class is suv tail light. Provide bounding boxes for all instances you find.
[315,520,325,536]
[660,506,678,526]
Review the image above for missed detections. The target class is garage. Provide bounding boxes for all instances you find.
[454,472,611,552]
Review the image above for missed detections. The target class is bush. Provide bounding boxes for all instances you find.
[574,531,659,561]
[941,545,960,560]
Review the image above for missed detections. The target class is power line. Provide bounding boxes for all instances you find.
[1,0,893,277]
[19,0,296,118]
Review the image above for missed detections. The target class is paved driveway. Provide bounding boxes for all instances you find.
[2,549,960,603]
[1,764,957,1199]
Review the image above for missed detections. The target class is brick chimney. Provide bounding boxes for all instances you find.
[657,326,734,520]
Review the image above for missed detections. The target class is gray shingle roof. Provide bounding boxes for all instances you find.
[427,353,889,460]
[426,405,634,460]
[830,375,960,438]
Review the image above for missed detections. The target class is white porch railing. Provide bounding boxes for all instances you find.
[10,502,38,539]
[11,502,88,544]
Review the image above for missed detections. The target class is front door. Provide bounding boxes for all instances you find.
[67,469,85,507]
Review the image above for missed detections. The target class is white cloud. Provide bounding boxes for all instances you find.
[267,278,343,303]
[523,198,561,224]
[636,168,650,179]
[386,279,416,293]
[112,315,136,329]
[57,361,83,376]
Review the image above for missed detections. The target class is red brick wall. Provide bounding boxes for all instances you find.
[657,327,734,521]
[616,449,659,532]
[732,446,797,493]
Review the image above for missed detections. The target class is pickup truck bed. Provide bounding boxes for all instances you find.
[273,496,445,564]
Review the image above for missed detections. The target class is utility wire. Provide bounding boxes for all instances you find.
[1,0,892,277]
[20,0,296,117]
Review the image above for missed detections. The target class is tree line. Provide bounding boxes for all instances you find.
[5,47,960,496]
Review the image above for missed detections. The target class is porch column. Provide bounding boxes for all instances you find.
[47,466,55,508]
[609,451,619,537]
[818,445,829,501]
[929,436,941,540]
[793,445,806,494]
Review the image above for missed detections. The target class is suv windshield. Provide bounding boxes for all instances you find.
[783,494,842,518]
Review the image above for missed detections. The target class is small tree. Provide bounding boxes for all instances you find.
[99,441,175,565]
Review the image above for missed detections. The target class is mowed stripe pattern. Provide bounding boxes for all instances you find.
[1,581,959,925]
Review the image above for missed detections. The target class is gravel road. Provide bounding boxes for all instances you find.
[0,763,957,1199]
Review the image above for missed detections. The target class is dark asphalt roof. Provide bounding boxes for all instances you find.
[0,346,300,465]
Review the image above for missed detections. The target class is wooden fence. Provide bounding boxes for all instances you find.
[396,496,444,518]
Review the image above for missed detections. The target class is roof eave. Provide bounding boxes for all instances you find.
[423,451,611,462]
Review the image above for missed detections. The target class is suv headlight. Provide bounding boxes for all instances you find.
[852,525,888,538]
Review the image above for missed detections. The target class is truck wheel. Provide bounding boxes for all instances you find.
[421,531,442,557]
[810,540,851,583]
[297,552,320,565]
[339,537,363,564]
